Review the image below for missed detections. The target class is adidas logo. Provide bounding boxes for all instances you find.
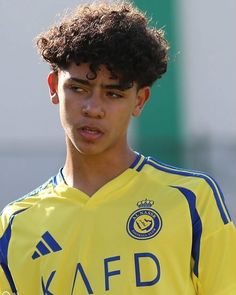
[32,231,62,260]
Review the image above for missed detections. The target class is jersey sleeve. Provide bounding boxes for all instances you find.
[0,215,13,294]
[192,177,236,295]
[0,267,13,294]
[0,208,16,295]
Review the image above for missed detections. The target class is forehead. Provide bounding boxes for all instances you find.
[58,63,118,82]
[58,62,135,90]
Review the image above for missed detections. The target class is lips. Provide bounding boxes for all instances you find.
[78,125,104,141]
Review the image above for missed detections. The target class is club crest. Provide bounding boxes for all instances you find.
[126,199,162,240]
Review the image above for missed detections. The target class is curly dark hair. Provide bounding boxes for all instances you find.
[36,1,169,88]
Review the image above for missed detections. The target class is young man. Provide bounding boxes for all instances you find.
[0,1,235,294]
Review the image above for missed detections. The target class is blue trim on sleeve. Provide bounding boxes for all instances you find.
[172,186,202,277]
[0,208,28,293]
[146,157,231,224]
[0,263,18,294]
[0,220,12,267]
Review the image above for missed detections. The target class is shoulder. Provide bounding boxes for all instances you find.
[136,157,212,186]
[0,176,55,230]
[142,156,232,225]
[138,156,214,186]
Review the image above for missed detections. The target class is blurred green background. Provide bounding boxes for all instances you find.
[134,0,183,165]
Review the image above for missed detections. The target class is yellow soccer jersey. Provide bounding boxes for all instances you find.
[0,154,236,294]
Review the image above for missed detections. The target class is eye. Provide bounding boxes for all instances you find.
[68,84,86,93]
[106,91,123,98]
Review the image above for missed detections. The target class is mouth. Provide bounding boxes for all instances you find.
[78,125,104,141]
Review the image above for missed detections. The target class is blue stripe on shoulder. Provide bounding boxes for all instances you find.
[172,186,202,277]
[24,178,53,197]
[146,157,231,224]
[0,178,54,217]
[0,208,29,293]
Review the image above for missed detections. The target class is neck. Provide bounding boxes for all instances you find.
[63,140,137,196]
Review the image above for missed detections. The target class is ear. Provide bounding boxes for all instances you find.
[132,87,150,117]
[48,71,59,104]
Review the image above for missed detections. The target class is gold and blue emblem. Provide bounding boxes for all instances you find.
[127,199,162,240]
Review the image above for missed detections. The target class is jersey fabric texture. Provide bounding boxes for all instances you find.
[0,154,236,295]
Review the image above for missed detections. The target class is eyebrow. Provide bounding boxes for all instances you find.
[67,77,132,91]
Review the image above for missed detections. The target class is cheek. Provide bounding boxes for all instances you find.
[59,99,80,121]
[111,107,133,130]
[58,105,73,132]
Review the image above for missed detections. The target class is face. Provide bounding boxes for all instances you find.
[48,63,150,157]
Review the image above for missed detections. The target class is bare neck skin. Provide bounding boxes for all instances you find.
[63,137,137,197]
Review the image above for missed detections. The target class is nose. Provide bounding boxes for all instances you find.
[81,92,105,119]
